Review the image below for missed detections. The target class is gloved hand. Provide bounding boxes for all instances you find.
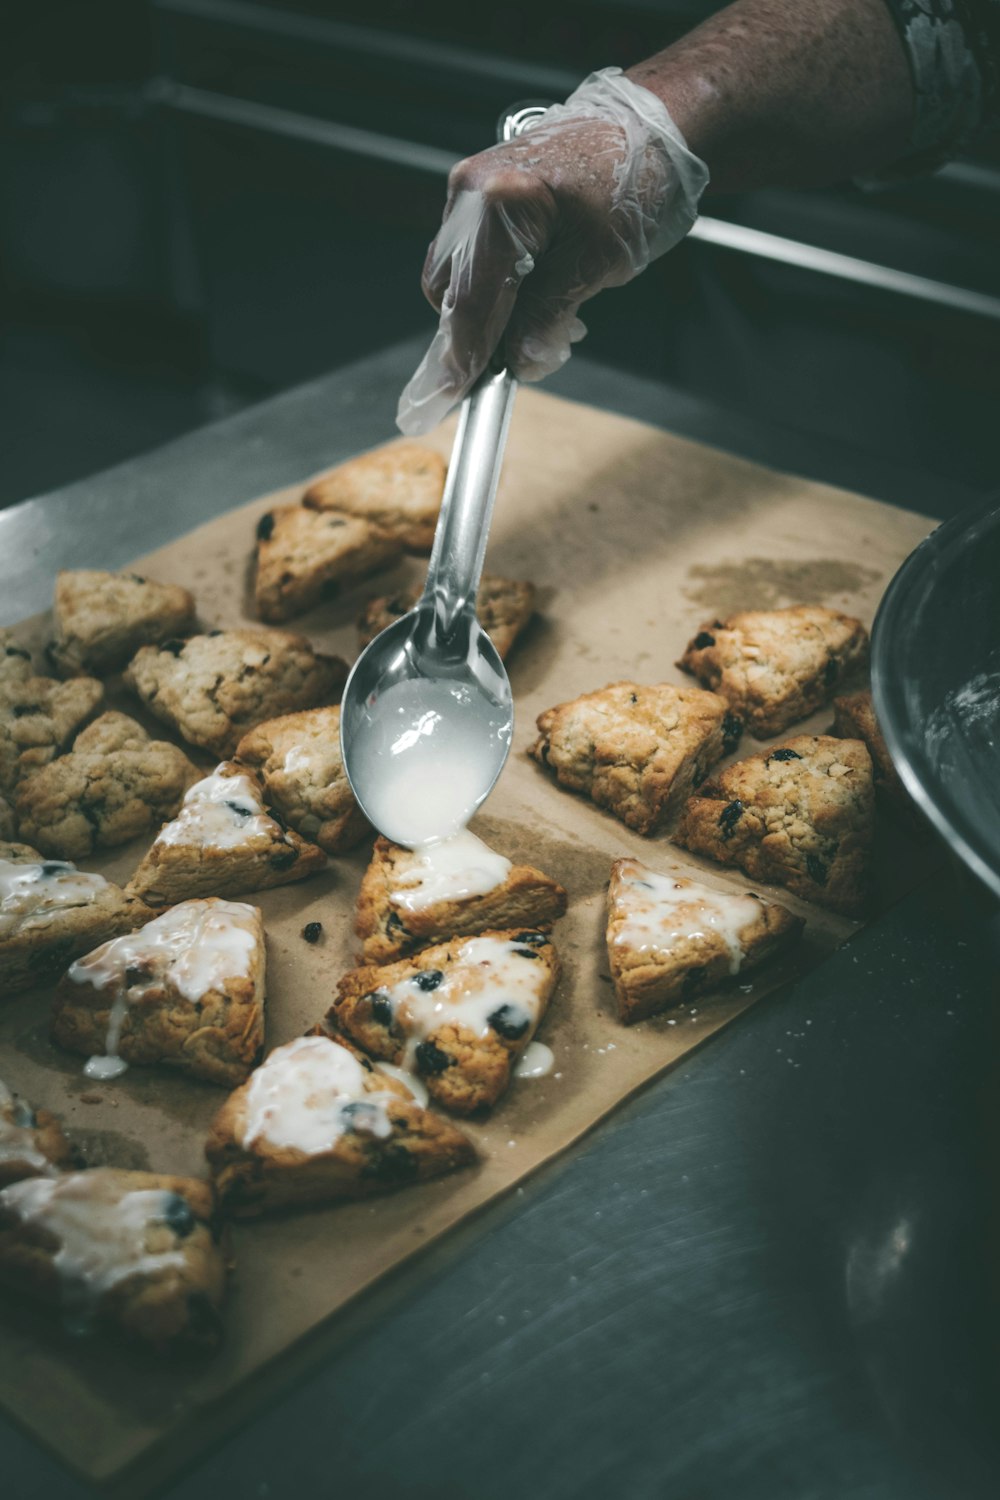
[397,67,709,435]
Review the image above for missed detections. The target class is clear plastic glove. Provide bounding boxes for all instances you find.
[397,67,709,435]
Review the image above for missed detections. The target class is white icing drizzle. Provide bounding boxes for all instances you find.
[0,1081,55,1177]
[611,859,764,975]
[242,1035,396,1155]
[514,1041,555,1079]
[0,858,110,938]
[69,899,259,1080]
[389,830,512,914]
[156,765,274,850]
[374,1062,429,1109]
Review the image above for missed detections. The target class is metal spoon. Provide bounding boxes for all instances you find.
[340,103,548,848]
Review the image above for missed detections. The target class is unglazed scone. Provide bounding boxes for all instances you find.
[124,629,348,758]
[253,504,403,623]
[678,606,869,738]
[235,705,370,855]
[359,575,536,661]
[356,832,566,964]
[329,930,560,1115]
[126,762,326,907]
[0,839,151,996]
[205,1034,475,1216]
[674,735,874,914]
[51,898,266,1088]
[0,636,103,796]
[303,441,446,553]
[48,569,196,677]
[14,712,199,862]
[530,681,741,835]
[0,1078,77,1187]
[606,857,803,1024]
[832,690,916,820]
[0,1168,227,1349]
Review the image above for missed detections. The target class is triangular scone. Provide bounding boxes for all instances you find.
[253,504,404,623]
[606,858,803,1024]
[359,575,536,661]
[303,441,446,553]
[48,569,195,677]
[126,762,326,907]
[124,629,348,758]
[205,1033,475,1216]
[0,1168,227,1349]
[51,897,266,1087]
[235,706,369,855]
[832,690,918,823]
[530,681,741,836]
[674,735,874,914]
[14,712,199,862]
[0,641,103,795]
[329,930,560,1116]
[0,1079,77,1187]
[678,606,869,738]
[1,840,151,996]
[356,833,567,964]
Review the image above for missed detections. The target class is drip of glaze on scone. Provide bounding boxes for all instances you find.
[156,765,275,850]
[389,829,512,914]
[0,858,110,938]
[612,859,763,975]
[374,1061,429,1109]
[0,1078,55,1176]
[69,900,258,1081]
[241,1035,398,1154]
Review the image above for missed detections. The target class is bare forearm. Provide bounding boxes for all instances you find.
[627,0,915,193]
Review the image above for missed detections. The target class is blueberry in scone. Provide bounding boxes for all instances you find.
[0,632,103,796]
[235,705,370,855]
[126,761,326,907]
[205,1033,475,1216]
[254,504,404,623]
[678,606,869,738]
[530,681,740,835]
[302,441,446,554]
[359,575,536,661]
[47,569,196,677]
[51,897,266,1087]
[0,1077,77,1187]
[14,711,199,861]
[356,832,566,964]
[674,734,875,914]
[124,628,348,758]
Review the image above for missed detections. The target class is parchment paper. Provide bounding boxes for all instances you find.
[0,390,938,1492]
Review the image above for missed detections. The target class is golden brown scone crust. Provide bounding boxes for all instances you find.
[831,690,917,822]
[674,735,874,914]
[0,795,14,841]
[329,929,560,1116]
[356,836,566,964]
[205,1035,475,1216]
[606,857,803,1024]
[678,606,869,738]
[235,705,370,855]
[253,504,403,623]
[0,640,103,796]
[124,629,348,758]
[0,1080,77,1187]
[50,898,266,1087]
[359,575,536,661]
[530,681,740,835]
[14,712,199,862]
[0,1168,226,1349]
[48,569,195,677]
[303,441,446,553]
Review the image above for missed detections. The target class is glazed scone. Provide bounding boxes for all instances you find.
[303,441,446,553]
[674,735,875,914]
[253,504,404,623]
[124,629,348,758]
[832,690,915,819]
[678,606,869,738]
[356,832,567,964]
[51,898,266,1088]
[14,711,199,862]
[359,575,536,661]
[0,1168,226,1349]
[235,705,369,855]
[0,654,103,796]
[530,681,741,835]
[205,1033,475,1216]
[606,857,803,1024]
[125,762,326,907]
[329,929,560,1116]
[0,1078,77,1187]
[1,839,151,996]
[48,569,196,677]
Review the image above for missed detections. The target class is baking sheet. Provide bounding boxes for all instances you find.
[0,389,938,1492]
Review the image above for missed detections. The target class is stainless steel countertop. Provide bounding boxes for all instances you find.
[3,340,996,1500]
